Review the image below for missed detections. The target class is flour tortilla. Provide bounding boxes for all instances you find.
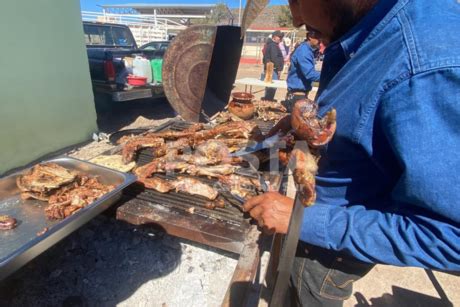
[89,155,136,172]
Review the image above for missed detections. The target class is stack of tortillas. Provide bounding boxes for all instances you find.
[89,155,136,173]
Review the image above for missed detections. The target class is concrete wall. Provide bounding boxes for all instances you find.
[0,0,97,174]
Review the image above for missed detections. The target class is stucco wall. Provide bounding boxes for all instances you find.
[0,0,97,174]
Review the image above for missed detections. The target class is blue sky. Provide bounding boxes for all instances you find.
[80,0,287,11]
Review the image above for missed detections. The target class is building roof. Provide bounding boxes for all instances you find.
[100,3,222,17]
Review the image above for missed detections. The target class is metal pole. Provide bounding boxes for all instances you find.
[239,0,242,26]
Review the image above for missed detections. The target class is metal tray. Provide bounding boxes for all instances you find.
[0,156,136,280]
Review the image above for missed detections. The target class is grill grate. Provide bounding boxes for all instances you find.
[116,119,280,253]
[124,173,250,223]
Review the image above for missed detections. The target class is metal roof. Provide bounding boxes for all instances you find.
[100,3,221,16]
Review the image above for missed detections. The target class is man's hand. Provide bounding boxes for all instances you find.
[266,115,291,138]
[243,192,294,234]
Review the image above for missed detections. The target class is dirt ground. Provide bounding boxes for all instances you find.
[1,63,458,306]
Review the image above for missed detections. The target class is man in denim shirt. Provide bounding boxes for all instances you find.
[285,32,321,112]
[244,0,460,305]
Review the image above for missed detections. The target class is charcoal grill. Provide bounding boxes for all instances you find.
[116,119,282,254]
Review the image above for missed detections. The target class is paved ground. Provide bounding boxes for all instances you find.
[1,63,458,306]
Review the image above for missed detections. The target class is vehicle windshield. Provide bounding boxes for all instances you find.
[84,24,135,47]
[142,42,169,51]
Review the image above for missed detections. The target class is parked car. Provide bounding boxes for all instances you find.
[83,21,165,102]
[140,41,170,53]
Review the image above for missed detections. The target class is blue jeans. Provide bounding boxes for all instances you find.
[288,242,374,306]
[261,70,279,101]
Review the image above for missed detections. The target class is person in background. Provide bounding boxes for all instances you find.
[284,32,321,112]
[279,34,289,63]
[262,30,285,101]
[283,36,292,61]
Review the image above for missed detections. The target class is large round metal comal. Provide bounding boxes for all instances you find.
[162,25,217,122]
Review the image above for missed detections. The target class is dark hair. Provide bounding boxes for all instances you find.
[272,30,284,38]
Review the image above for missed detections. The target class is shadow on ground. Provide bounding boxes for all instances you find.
[0,214,182,306]
[94,93,176,133]
[354,286,453,307]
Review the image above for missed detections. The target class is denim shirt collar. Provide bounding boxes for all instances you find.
[329,0,400,60]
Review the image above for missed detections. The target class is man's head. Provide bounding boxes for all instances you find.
[272,30,284,43]
[306,31,320,48]
[288,0,378,44]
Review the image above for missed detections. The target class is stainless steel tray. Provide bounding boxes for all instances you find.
[0,156,136,280]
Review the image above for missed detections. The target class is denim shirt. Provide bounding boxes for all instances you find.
[300,0,460,270]
[287,42,321,92]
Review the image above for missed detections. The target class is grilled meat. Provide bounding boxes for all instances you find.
[204,202,216,209]
[164,161,191,173]
[135,151,239,179]
[291,148,318,206]
[173,177,218,200]
[183,123,206,133]
[134,157,168,178]
[17,163,77,199]
[139,177,174,193]
[195,140,230,162]
[16,163,114,220]
[215,198,226,208]
[139,175,219,200]
[122,122,261,165]
[291,99,336,147]
[0,215,17,230]
[116,133,141,145]
[213,121,262,140]
[36,227,49,236]
[255,100,287,112]
[193,121,262,142]
[219,174,262,190]
[203,198,226,209]
[45,176,114,220]
[147,130,195,140]
[174,140,245,165]
[218,174,261,199]
[257,109,284,122]
[122,137,164,163]
[189,164,237,178]
[151,138,192,158]
[20,191,52,201]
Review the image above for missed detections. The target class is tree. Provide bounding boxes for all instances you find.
[277,5,292,27]
[193,3,232,25]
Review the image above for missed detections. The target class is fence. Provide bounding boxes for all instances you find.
[81,11,187,45]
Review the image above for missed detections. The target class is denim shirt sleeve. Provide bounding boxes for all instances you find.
[300,68,460,270]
